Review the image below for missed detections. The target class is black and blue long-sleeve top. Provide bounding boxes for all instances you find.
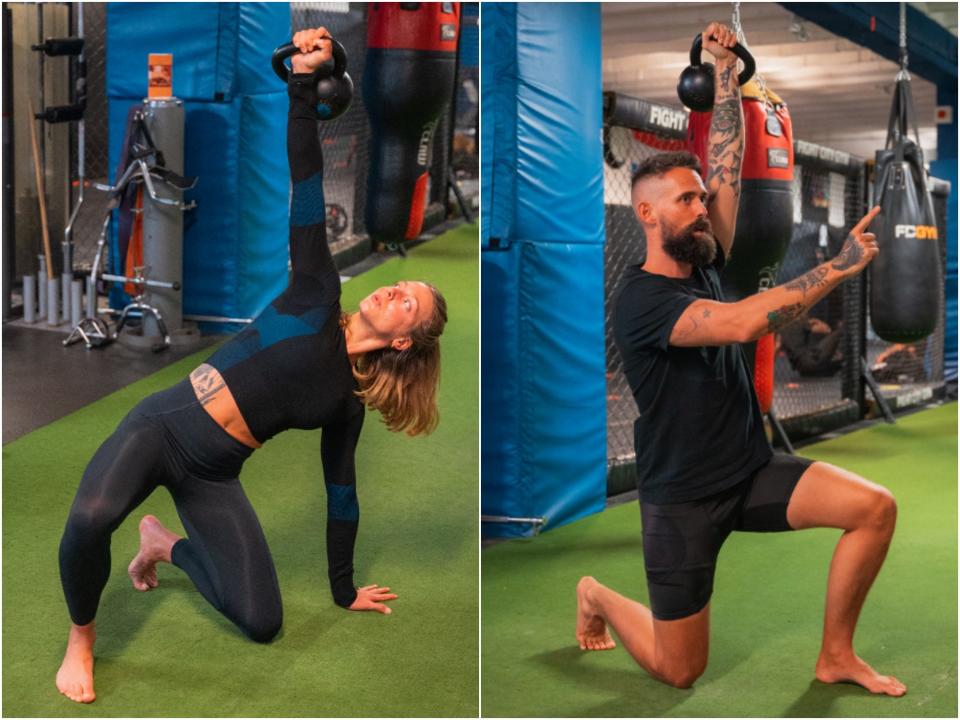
[202,74,363,608]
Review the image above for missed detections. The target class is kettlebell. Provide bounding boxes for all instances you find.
[271,38,354,121]
[677,34,756,112]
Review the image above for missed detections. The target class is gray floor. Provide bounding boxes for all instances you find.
[2,323,222,444]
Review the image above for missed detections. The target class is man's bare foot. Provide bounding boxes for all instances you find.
[127,515,181,592]
[815,651,907,696]
[56,622,96,703]
[576,576,616,651]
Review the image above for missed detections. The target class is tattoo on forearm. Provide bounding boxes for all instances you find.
[718,64,735,91]
[190,364,226,406]
[784,266,829,296]
[703,308,711,319]
[707,97,743,196]
[830,235,863,272]
[766,303,805,333]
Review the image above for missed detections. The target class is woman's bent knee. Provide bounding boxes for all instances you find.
[233,603,282,643]
[243,615,282,644]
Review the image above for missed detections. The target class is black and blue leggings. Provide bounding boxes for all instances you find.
[58,379,283,642]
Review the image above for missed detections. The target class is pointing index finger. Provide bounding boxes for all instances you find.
[853,205,881,233]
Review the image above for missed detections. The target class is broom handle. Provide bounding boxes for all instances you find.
[28,98,54,280]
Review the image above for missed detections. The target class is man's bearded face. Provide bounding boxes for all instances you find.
[660,216,717,268]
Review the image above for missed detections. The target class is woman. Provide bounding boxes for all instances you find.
[56,28,447,704]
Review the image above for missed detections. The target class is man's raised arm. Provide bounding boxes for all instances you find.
[702,22,744,258]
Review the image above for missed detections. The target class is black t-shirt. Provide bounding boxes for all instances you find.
[612,250,772,504]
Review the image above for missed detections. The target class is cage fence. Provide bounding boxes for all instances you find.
[602,94,947,491]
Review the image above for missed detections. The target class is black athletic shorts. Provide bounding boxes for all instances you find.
[640,453,814,621]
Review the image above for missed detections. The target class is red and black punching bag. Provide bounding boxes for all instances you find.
[363,2,460,249]
[870,77,942,343]
[687,80,795,413]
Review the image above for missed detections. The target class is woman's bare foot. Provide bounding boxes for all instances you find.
[127,515,181,592]
[575,576,616,651]
[815,650,907,696]
[56,622,96,703]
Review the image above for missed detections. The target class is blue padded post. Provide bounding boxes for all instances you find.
[106,3,291,329]
[482,3,606,538]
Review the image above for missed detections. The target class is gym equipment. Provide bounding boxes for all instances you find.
[22,276,36,324]
[481,3,606,538]
[271,39,354,121]
[66,103,196,351]
[32,11,87,326]
[869,2,942,344]
[363,2,461,252]
[46,279,59,327]
[326,203,349,240]
[27,98,54,285]
[62,316,112,349]
[677,33,755,112]
[37,255,47,320]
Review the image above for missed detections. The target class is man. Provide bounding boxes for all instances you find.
[575,22,904,697]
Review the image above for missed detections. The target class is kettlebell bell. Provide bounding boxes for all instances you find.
[677,34,756,112]
[271,38,354,121]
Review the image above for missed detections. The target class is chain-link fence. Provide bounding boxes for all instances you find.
[602,93,947,489]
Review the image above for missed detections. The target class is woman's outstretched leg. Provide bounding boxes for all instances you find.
[57,414,167,703]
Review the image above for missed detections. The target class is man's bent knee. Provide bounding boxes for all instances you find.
[658,663,705,689]
[863,488,897,534]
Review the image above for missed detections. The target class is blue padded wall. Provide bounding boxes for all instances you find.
[106,3,291,328]
[481,3,606,538]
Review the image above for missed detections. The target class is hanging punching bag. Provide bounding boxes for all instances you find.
[686,79,794,412]
[870,76,942,343]
[363,2,460,250]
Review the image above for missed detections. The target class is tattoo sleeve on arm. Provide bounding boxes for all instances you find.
[707,96,743,197]
[784,266,829,296]
[830,235,863,272]
[766,303,805,333]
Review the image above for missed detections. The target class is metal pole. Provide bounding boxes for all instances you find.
[46,273,59,326]
[37,254,47,319]
[70,278,83,327]
[2,4,14,320]
[61,241,72,321]
[23,275,36,323]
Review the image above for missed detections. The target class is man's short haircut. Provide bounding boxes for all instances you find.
[631,151,702,192]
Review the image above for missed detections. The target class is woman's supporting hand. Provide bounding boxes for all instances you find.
[291,27,334,74]
[349,584,398,614]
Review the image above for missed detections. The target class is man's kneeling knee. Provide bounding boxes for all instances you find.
[658,664,704,689]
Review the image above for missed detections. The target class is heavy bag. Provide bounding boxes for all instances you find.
[363,2,460,249]
[687,79,794,405]
[870,77,941,343]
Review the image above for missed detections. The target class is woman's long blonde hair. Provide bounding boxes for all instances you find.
[344,284,447,436]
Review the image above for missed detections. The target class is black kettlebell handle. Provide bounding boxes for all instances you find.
[690,34,755,86]
[271,37,348,83]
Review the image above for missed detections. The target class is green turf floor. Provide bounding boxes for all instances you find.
[3,224,478,717]
[482,403,957,718]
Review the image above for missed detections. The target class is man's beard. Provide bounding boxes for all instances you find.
[660,218,717,268]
